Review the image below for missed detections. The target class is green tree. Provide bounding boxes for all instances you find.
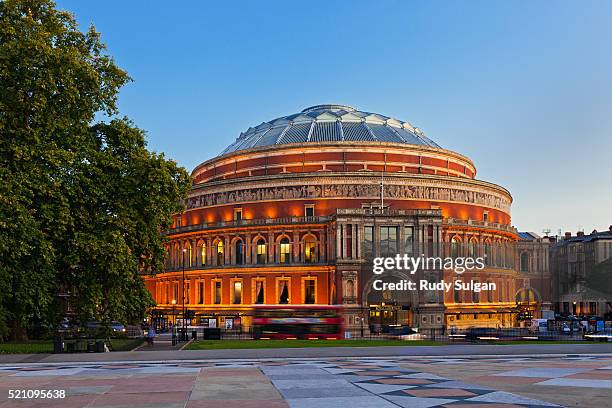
[0,0,191,340]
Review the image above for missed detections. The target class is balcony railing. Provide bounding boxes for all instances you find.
[444,217,518,234]
[160,261,329,273]
[166,216,330,235]
[336,208,442,217]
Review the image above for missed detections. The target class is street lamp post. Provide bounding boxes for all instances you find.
[171,299,177,346]
[182,248,187,342]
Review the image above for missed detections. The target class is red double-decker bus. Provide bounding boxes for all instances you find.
[252,305,344,340]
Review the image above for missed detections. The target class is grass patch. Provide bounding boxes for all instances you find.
[0,338,144,354]
[0,340,53,354]
[108,338,144,351]
[186,339,441,350]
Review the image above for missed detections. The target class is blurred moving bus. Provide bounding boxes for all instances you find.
[252,305,343,340]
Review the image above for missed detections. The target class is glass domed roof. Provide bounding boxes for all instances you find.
[220,104,440,155]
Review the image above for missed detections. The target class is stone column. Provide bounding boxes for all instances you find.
[293,230,300,262]
[224,235,230,264]
[268,232,275,263]
[336,223,342,260]
[245,233,252,264]
[351,224,357,259]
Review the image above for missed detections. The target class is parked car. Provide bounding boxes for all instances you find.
[466,327,500,342]
[585,328,612,342]
[387,326,425,340]
[85,320,126,333]
[111,321,126,333]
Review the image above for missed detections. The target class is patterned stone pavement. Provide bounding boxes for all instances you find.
[0,355,610,407]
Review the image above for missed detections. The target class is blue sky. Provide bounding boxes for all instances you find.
[57,0,612,235]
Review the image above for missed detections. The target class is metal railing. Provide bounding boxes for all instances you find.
[336,208,443,217]
[444,217,518,234]
[166,216,330,235]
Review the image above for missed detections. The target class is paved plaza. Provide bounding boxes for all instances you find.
[0,354,611,407]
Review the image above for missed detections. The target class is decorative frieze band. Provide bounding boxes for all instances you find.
[186,180,511,213]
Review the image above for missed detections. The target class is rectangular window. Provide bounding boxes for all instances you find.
[380,226,398,257]
[304,279,315,304]
[278,279,290,304]
[454,280,461,303]
[232,281,242,304]
[214,281,222,304]
[364,226,374,259]
[404,226,414,256]
[305,205,314,217]
[255,280,265,304]
[234,208,242,221]
[483,211,489,222]
[198,281,204,304]
[472,281,480,303]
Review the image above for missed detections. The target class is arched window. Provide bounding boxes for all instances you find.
[185,245,192,267]
[279,237,290,264]
[454,279,461,303]
[216,240,224,265]
[235,240,244,265]
[451,237,461,259]
[256,239,266,264]
[484,240,491,266]
[487,280,493,303]
[304,236,316,263]
[201,243,206,266]
[520,252,529,272]
[468,238,477,258]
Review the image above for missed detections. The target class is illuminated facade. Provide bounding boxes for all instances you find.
[145,104,523,331]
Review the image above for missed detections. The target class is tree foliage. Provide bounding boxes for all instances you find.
[0,0,191,340]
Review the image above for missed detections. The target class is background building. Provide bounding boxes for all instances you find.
[515,232,554,322]
[145,104,525,332]
[551,227,612,319]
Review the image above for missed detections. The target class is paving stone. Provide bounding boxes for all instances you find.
[286,396,398,408]
[466,391,561,406]
[398,372,449,380]
[404,387,477,398]
[354,382,416,394]
[493,367,590,378]
[383,395,458,408]
[187,399,288,408]
[271,379,351,389]
[536,378,612,388]
[67,385,112,395]
[89,391,189,406]
[278,385,371,399]
[375,377,433,385]
[189,386,281,401]
[425,380,494,390]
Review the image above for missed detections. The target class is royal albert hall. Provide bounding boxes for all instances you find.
[144,104,522,333]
